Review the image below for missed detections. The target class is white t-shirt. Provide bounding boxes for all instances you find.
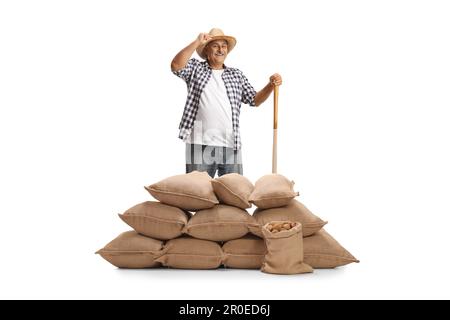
[188,69,234,147]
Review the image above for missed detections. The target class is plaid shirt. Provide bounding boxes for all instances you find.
[173,58,257,150]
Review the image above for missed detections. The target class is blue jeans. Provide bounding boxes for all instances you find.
[185,144,243,178]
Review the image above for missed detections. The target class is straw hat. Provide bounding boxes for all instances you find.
[196,28,237,59]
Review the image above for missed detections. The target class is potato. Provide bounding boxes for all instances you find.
[267,221,299,233]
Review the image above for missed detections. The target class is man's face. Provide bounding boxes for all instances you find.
[205,40,228,65]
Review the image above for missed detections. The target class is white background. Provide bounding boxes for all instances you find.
[1,0,449,299]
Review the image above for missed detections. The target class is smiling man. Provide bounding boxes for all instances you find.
[171,28,282,178]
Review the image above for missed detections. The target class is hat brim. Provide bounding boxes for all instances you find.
[196,36,237,59]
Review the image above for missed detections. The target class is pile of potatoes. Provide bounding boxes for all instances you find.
[266,221,297,233]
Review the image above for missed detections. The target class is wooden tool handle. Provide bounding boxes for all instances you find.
[272,85,279,173]
[273,85,279,130]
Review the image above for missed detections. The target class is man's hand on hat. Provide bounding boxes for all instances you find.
[196,33,212,46]
[270,74,283,87]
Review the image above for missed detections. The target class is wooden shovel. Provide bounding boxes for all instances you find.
[272,85,279,173]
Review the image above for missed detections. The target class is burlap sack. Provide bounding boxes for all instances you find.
[118,201,191,240]
[261,221,313,275]
[249,174,299,209]
[145,171,219,211]
[222,235,266,269]
[222,229,359,269]
[95,231,164,268]
[155,237,223,269]
[184,205,260,242]
[252,200,327,237]
[303,229,360,268]
[211,173,254,209]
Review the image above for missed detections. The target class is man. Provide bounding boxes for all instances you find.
[171,28,282,178]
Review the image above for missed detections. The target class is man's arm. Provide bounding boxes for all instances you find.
[171,33,211,71]
[254,73,283,106]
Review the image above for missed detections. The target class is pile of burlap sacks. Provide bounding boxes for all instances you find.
[96,171,359,274]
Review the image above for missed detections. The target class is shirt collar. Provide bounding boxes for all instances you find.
[202,60,228,71]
